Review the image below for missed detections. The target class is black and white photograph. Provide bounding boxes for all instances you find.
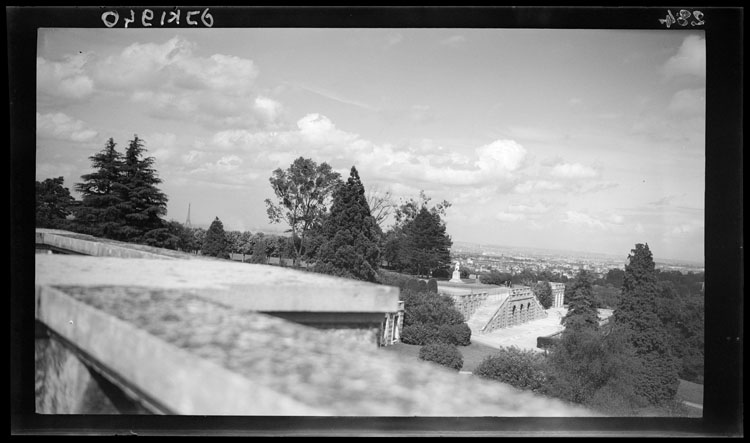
[11,5,742,437]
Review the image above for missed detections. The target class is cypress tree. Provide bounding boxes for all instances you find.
[250,234,268,264]
[202,217,229,258]
[74,138,125,238]
[314,166,381,281]
[116,135,169,242]
[561,269,599,332]
[613,243,680,405]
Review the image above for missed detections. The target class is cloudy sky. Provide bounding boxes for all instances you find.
[36,27,705,263]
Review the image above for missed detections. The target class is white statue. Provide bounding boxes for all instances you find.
[449,260,462,283]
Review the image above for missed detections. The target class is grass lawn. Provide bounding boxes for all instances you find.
[381,341,500,373]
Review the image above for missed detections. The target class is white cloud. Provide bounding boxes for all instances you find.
[609,214,624,224]
[495,211,526,222]
[93,37,258,94]
[667,220,704,237]
[550,162,599,179]
[200,115,531,191]
[661,35,706,79]
[181,150,205,164]
[36,112,98,142]
[254,96,283,122]
[43,36,273,130]
[475,139,527,173]
[668,88,705,115]
[216,155,243,171]
[36,162,76,183]
[508,202,550,214]
[37,53,95,100]
[563,210,607,230]
[144,132,178,161]
[513,180,563,194]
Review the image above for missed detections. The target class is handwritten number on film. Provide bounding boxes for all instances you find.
[102,8,214,28]
[660,10,704,28]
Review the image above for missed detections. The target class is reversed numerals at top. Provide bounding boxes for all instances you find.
[660,10,704,28]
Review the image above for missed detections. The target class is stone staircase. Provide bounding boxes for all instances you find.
[466,297,507,335]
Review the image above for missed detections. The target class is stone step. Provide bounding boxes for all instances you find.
[467,298,506,334]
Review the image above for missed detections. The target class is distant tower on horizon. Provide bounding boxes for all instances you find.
[185,203,192,227]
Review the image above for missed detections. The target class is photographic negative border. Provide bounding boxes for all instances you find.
[10,5,742,437]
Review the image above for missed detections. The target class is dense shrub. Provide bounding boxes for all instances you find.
[405,279,422,292]
[591,284,620,309]
[311,261,355,279]
[536,334,561,350]
[401,289,465,327]
[377,270,414,290]
[437,323,472,346]
[475,346,547,393]
[431,267,450,279]
[427,278,438,293]
[400,323,437,345]
[419,342,463,371]
[418,279,428,292]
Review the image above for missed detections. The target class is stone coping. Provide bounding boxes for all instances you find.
[36,254,399,314]
[36,229,198,260]
[35,282,596,416]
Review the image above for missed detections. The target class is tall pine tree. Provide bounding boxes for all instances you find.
[314,166,381,281]
[74,138,125,238]
[116,135,169,242]
[202,217,229,258]
[613,243,680,405]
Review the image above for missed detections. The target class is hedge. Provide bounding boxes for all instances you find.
[437,323,472,346]
[474,346,547,392]
[400,323,437,345]
[419,342,464,371]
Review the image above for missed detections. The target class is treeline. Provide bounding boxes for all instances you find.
[476,260,704,385]
[36,136,180,248]
[36,143,455,283]
[475,244,703,416]
[263,157,454,282]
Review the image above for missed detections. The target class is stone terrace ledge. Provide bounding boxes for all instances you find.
[35,238,595,416]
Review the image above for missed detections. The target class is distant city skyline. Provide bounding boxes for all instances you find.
[36,26,705,264]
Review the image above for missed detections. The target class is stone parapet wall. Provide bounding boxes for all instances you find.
[33,230,593,416]
[35,267,594,416]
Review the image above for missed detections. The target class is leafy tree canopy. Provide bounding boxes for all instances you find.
[264,157,341,266]
[36,176,76,229]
